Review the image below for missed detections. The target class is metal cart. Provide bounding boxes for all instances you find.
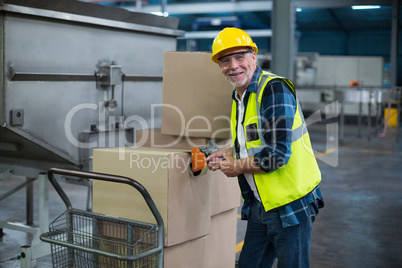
[40,168,164,268]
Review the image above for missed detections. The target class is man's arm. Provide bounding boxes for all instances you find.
[253,80,296,173]
[219,153,262,177]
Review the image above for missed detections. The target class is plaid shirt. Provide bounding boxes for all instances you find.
[233,66,323,227]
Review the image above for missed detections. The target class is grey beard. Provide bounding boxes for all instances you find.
[226,75,248,88]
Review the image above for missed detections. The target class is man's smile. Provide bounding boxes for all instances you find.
[228,71,244,77]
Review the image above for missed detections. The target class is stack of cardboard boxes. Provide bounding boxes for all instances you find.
[92,52,240,267]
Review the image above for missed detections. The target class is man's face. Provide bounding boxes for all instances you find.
[218,47,257,91]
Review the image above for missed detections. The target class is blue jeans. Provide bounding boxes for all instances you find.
[238,198,312,268]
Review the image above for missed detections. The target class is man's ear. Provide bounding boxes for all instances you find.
[251,52,257,62]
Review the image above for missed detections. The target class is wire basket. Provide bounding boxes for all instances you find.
[41,168,164,268]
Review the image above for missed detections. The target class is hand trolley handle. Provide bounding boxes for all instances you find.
[47,168,164,244]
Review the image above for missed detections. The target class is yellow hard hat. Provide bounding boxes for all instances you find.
[211,27,258,63]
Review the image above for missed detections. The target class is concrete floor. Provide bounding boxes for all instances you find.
[308,123,402,268]
[1,123,402,268]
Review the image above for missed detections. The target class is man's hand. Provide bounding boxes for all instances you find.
[206,151,226,171]
[220,153,242,177]
[206,147,263,177]
[206,151,241,177]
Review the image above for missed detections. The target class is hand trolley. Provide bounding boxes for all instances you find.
[40,168,164,268]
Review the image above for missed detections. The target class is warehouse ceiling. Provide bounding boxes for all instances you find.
[83,0,401,33]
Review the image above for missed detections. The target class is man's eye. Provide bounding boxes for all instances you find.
[221,59,230,64]
[235,55,245,61]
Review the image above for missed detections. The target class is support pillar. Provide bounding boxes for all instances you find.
[271,0,296,80]
[390,0,400,87]
[26,178,34,226]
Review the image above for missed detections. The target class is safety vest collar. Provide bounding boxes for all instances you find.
[246,65,263,93]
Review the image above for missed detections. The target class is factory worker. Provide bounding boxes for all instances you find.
[206,27,324,268]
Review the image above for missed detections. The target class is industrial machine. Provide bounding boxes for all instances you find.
[0,1,183,267]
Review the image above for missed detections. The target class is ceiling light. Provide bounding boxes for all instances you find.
[151,11,169,17]
[211,19,222,26]
[351,5,381,10]
[296,8,302,12]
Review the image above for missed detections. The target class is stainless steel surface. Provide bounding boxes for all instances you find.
[79,128,134,171]
[3,0,182,35]
[9,65,96,81]
[0,0,179,173]
[338,89,383,104]
[297,87,401,145]
[0,168,13,181]
[3,4,182,37]
[9,65,163,82]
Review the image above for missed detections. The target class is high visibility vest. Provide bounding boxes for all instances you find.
[231,71,321,212]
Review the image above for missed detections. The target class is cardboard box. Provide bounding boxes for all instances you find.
[206,209,238,268]
[165,209,238,268]
[97,219,159,268]
[208,138,240,215]
[164,236,207,268]
[210,174,240,216]
[134,129,240,216]
[137,130,239,215]
[161,52,233,139]
[136,128,233,152]
[92,147,211,246]
[136,128,208,149]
